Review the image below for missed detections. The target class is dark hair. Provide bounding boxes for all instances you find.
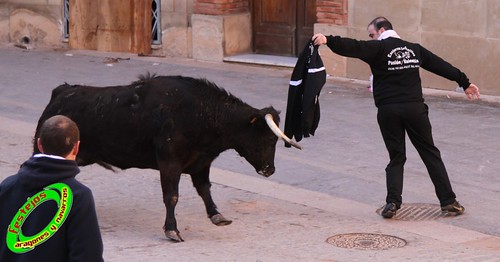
[39,115,80,157]
[368,16,393,30]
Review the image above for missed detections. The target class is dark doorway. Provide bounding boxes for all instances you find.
[252,0,316,57]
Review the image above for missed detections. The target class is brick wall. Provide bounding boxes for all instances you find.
[316,0,347,25]
[194,0,249,15]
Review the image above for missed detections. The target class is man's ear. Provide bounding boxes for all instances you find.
[37,138,44,153]
[72,141,80,157]
[65,141,80,160]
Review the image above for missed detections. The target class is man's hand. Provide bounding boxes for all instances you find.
[312,34,327,46]
[465,84,480,100]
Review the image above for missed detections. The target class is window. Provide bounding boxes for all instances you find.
[63,0,69,40]
[152,0,161,44]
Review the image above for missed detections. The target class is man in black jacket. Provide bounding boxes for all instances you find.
[0,115,103,261]
[312,18,480,218]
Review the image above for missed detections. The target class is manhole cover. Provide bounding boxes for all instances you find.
[376,203,451,221]
[326,233,407,250]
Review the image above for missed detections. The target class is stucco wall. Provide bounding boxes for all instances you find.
[0,3,10,44]
[159,0,193,57]
[191,13,251,62]
[162,0,251,61]
[1,0,498,95]
[0,1,64,49]
[316,0,500,96]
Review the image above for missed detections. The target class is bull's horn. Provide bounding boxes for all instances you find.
[264,114,302,150]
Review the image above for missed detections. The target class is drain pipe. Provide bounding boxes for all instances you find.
[14,35,32,49]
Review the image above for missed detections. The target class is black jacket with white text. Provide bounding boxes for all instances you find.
[326,35,471,107]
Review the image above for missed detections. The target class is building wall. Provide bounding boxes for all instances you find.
[316,0,347,25]
[158,0,251,61]
[1,0,498,95]
[190,0,251,61]
[193,0,248,15]
[0,0,65,49]
[159,0,193,58]
[316,0,500,95]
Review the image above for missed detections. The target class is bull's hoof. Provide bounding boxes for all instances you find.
[210,214,232,226]
[164,230,184,242]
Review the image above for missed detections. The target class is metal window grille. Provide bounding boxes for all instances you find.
[63,0,70,39]
[152,0,161,44]
[63,0,161,44]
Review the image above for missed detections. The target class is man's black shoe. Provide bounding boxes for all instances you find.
[441,201,465,216]
[381,203,398,218]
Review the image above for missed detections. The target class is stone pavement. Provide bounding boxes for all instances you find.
[1,46,500,261]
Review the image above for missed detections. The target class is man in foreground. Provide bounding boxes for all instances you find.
[0,115,103,261]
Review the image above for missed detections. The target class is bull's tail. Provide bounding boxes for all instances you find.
[96,161,117,172]
[75,159,118,172]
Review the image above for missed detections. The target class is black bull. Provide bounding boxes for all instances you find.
[33,75,300,242]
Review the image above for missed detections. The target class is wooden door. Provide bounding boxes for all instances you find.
[296,0,316,53]
[252,0,316,57]
[69,0,151,54]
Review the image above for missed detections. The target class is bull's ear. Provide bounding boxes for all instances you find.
[249,113,264,125]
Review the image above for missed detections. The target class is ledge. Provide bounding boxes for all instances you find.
[224,54,297,68]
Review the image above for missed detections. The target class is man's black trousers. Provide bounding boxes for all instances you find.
[376,102,457,207]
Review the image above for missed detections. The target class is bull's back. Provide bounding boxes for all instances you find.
[34,76,230,170]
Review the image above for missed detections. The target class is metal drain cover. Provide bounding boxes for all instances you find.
[376,203,451,221]
[326,233,407,250]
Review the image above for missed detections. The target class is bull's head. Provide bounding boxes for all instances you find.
[235,107,300,178]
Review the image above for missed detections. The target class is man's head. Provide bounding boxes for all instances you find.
[37,115,80,160]
[367,16,393,40]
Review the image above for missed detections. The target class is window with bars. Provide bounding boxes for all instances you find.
[63,0,161,45]
[152,0,161,44]
[63,0,69,40]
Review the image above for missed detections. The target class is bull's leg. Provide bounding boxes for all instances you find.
[190,167,232,226]
[158,162,184,242]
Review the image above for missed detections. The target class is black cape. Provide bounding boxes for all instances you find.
[284,41,326,147]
